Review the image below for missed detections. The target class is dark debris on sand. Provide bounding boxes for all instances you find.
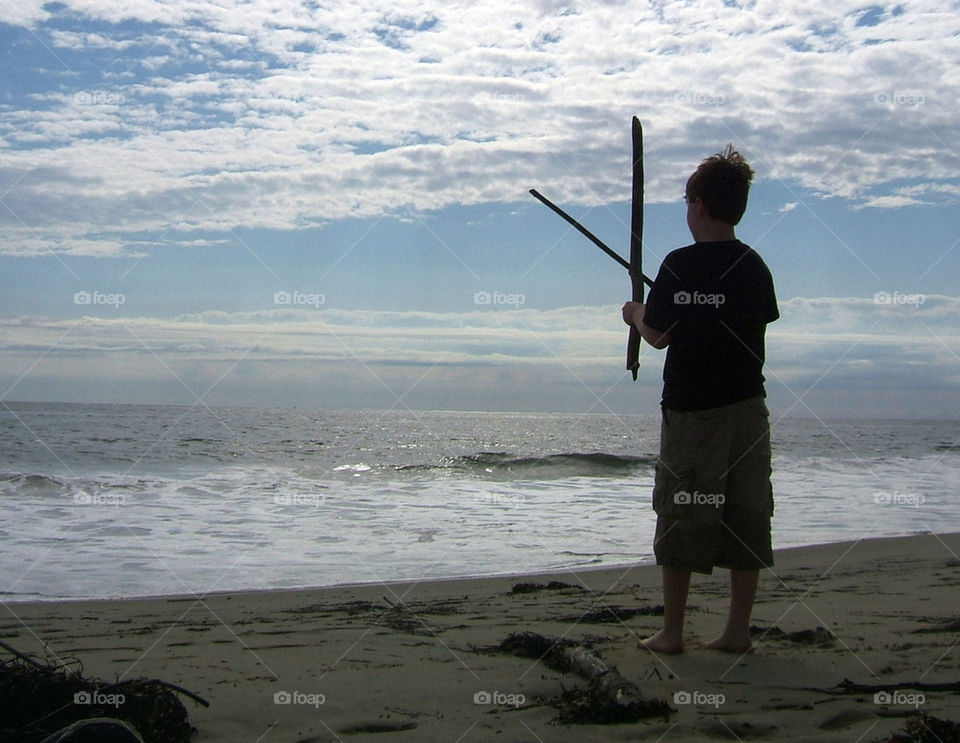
[912,618,960,634]
[553,686,672,725]
[0,642,203,743]
[510,581,586,594]
[750,625,835,645]
[893,712,960,743]
[560,605,664,624]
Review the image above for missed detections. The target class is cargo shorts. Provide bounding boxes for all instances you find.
[652,395,774,574]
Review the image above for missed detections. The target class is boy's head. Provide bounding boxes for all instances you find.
[684,145,754,226]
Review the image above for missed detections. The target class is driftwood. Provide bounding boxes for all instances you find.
[497,632,670,723]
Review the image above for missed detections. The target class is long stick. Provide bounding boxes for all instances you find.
[528,189,654,287]
[626,116,644,380]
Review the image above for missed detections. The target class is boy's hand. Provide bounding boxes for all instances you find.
[622,301,645,328]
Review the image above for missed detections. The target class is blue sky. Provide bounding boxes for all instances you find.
[1,0,958,418]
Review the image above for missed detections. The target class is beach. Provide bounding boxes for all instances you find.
[3,532,959,741]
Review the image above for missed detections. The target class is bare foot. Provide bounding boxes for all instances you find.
[638,629,683,654]
[702,634,753,653]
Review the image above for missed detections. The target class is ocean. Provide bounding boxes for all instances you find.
[1,402,957,602]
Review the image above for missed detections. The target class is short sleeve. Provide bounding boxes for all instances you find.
[763,265,779,324]
[642,257,680,332]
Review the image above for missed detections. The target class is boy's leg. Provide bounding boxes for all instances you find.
[708,397,772,652]
[704,568,758,652]
[639,565,691,654]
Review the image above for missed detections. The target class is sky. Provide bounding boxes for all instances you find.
[0,0,958,419]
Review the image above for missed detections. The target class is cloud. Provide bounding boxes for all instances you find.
[859,182,960,209]
[0,0,957,255]
[1,297,958,414]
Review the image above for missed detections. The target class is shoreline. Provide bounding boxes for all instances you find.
[1,529,945,606]
[3,532,960,741]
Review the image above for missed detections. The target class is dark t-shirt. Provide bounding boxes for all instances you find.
[642,240,778,411]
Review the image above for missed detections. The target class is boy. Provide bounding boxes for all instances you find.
[621,145,778,654]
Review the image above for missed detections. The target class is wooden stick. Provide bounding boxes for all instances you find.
[626,116,644,380]
[528,189,654,287]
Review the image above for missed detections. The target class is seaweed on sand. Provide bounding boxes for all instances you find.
[0,640,206,743]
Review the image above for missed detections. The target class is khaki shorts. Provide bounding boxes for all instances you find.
[652,396,774,574]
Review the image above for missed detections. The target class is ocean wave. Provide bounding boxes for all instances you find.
[0,472,72,496]
[396,451,656,479]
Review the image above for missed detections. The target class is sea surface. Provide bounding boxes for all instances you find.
[1,402,957,602]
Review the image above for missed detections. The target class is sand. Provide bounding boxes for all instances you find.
[3,532,960,742]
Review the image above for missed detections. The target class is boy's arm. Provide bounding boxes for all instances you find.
[622,301,671,349]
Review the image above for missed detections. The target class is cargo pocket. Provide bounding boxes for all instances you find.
[652,460,696,517]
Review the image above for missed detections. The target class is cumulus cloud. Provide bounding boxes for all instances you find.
[0,0,957,255]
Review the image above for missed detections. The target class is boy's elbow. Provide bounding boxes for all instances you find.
[641,325,671,349]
